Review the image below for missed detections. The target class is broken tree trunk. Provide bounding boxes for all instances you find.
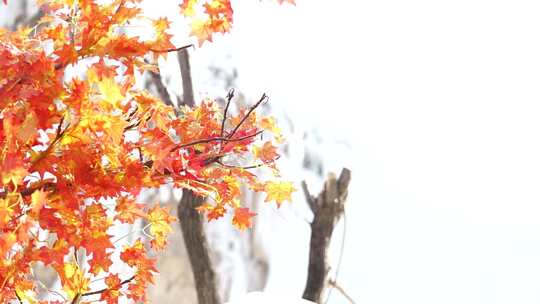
[302,168,351,303]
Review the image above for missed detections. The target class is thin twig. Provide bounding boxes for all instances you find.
[325,212,348,304]
[220,88,235,137]
[170,130,264,153]
[150,44,193,53]
[227,93,268,139]
[217,156,280,170]
[15,290,22,304]
[328,279,356,304]
[81,275,136,297]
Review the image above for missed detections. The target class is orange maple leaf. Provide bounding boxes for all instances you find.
[254,141,279,163]
[232,207,256,230]
[115,196,145,224]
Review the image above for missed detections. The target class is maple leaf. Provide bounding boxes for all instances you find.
[115,196,145,224]
[30,189,48,214]
[180,0,198,17]
[190,19,214,46]
[120,240,157,284]
[100,274,122,304]
[0,232,16,254]
[253,141,279,163]
[264,181,296,207]
[0,199,14,230]
[146,206,177,250]
[232,207,256,230]
[151,17,175,56]
[97,75,125,110]
[60,263,90,300]
[13,286,37,304]
[260,116,284,143]
[207,204,226,221]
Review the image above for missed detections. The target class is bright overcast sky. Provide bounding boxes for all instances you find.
[222,0,540,303]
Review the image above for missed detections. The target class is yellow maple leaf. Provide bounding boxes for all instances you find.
[97,76,124,109]
[260,117,284,143]
[30,189,48,214]
[264,181,295,207]
[146,206,177,250]
[61,263,90,300]
[14,286,37,304]
[180,0,198,17]
[2,167,28,187]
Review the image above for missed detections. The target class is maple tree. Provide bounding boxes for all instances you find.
[0,0,295,303]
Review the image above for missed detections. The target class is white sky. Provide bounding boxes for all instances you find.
[222,0,540,303]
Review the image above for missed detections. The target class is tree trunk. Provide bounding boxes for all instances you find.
[302,168,351,303]
[178,189,221,304]
[176,48,221,304]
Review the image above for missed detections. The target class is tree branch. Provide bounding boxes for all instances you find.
[227,93,268,139]
[150,44,193,54]
[170,130,263,153]
[177,48,195,107]
[328,279,356,304]
[221,88,235,137]
[81,275,136,297]
[149,70,174,107]
[0,181,56,200]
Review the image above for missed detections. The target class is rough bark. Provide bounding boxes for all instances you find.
[176,48,221,304]
[178,49,195,107]
[302,168,351,303]
[178,189,221,304]
[149,71,174,107]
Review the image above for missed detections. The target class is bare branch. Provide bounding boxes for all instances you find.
[227,93,268,139]
[216,155,279,170]
[150,70,174,107]
[150,44,193,53]
[328,279,356,304]
[170,130,263,153]
[220,88,235,137]
[0,181,56,200]
[81,275,136,297]
[301,181,317,213]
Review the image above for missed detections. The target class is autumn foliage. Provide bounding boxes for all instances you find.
[0,0,295,303]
